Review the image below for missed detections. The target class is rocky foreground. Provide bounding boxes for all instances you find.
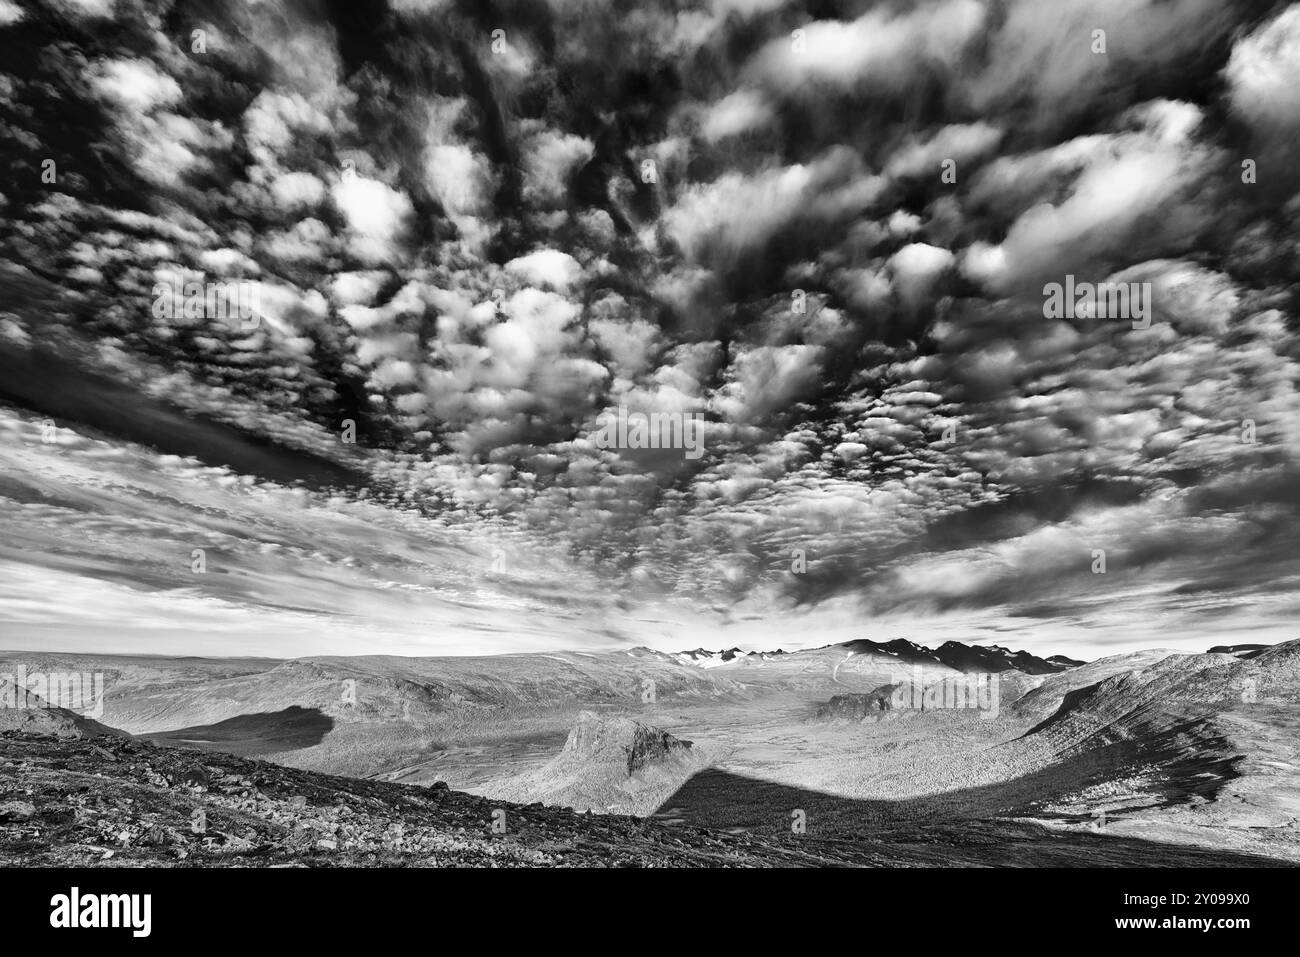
[3,729,1290,868]
[0,731,880,867]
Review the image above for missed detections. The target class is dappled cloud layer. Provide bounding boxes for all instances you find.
[2,0,1300,655]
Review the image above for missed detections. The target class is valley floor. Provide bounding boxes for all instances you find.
[325,694,1300,865]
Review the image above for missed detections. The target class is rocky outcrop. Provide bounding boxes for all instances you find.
[561,710,693,774]
[481,711,709,816]
[814,687,900,721]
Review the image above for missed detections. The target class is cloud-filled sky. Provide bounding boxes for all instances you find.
[2,0,1300,659]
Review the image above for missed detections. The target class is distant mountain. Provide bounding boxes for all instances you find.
[832,639,1081,675]
[1047,654,1088,668]
[838,639,946,666]
[931,641,1084,675]
[672,648,787,668]
[673,639,1081,675]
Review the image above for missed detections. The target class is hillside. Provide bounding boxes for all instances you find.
[1010,649,1184,720]
[1,731,1286,868]
[0,679,124,740]
[982,641,1300,860]
[0,731,881,867]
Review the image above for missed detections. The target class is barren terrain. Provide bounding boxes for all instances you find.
[3,639,1298,866]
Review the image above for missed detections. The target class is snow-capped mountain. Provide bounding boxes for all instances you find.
[674,639,1082,675]
[672,648,787,668]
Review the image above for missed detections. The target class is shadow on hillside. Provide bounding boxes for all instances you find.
[652,755,1278,866]
[141,705,333,756]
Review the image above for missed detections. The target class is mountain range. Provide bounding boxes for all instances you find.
[676,639,1084,675]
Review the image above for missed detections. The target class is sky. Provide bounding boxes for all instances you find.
[1,0,1300,660]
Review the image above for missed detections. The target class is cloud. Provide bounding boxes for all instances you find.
[663,147,882,266]
[88,58,182,112]
[751,0,985,93]
[964,101,1215,292]
[700,89,775,142]
[889,243,955,305]
[970,0,1239,123]
[1226,5,1300,136]
[3,0,1299,659]
[269,172,328,211]
[51,0,115,19]
[520,123,595,207]
[422,97,496,250]
[884,122,1003,179]
[504,249,583,291]
[330,175,414,265]
[714,344,825,422]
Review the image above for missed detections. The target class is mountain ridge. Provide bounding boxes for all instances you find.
[673,639,1085,675]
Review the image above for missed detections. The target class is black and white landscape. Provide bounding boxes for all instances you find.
[2,0,1300,870]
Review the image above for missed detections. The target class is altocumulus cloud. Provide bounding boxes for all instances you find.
[0,0,1299,657]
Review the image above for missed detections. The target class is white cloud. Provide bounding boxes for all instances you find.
[242,92,333,173]
[700,89,775,142]
[0,0,25,26]
[520,123,594,207]
[422,97,495,249]
[884,122,1003,179]
[1226,5,1300,134]
[663,148,881,264]
[89,58,182,113]
[331,175,414,264]
[263,217,334,263]
[270,171,327,211]
[752,0,985,92]
[889,243,955,305]
[505,249,582,291]
[330,271,389,307]
[591,315,660,380]
[966,102,1213,291]
[714,344,825,422]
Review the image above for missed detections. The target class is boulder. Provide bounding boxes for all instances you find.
[0,800,37,823]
